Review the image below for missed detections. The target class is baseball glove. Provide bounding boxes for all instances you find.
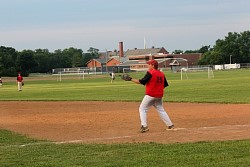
[22,82,24,86]
[121,74,132,81]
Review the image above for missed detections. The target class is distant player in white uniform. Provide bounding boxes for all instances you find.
[110,71,115,83]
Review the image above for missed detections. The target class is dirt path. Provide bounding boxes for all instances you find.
[0,101,249,144]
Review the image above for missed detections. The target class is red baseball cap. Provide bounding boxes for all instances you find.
[147,60,158,68]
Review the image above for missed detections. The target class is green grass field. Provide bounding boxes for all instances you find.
[0,69,250,166]
[1,69,250,103]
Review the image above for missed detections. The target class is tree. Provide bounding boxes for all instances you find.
[72,52,84,67]
[87,47,99,56]
[16,50,37,76]
[0,46,102,76]
[238,31,250,63]
[64,47,84,67]
[198,30,250,65]
[184,45,210,54]
[0,46,18,76]
[184,49,199,53]
[51,49,72,69]
[198,45,211,54]
[82,47,100,66]
[33,49,51,73]
[172,49,183,54]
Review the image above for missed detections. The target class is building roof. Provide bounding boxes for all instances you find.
[111,56,128,63]
[91,58,112,64]
[121,60,146,65]
[125,47,168,56]
[121,59,165,66]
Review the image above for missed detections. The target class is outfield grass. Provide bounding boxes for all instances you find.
[0,69,250,103]
[0,69,250,166]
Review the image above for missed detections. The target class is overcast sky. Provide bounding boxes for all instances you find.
[1,0,250,53]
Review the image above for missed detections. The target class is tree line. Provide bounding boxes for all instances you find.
[172,30,250,65]
[0,47,99,77]
[1,30,250,77]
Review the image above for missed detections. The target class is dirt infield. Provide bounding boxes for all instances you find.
[0,101,249,144]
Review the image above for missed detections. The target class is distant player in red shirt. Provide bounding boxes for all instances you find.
[16,72,23,91]
[0,76,2,87]
[129,60,174,133]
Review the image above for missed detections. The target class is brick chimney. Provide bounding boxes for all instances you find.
[119,42,124,57]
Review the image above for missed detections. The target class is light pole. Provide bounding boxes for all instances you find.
[105,49,108,74]
[230,55,232,64]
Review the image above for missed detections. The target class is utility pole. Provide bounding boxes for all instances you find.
[106,49,108,73]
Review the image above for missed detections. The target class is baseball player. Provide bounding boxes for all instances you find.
[110,71,115,83]
[122,60,174,133]
[16,72,23,91]
[0,76,2,87]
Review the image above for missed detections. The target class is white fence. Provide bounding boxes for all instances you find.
[214,64,240,70]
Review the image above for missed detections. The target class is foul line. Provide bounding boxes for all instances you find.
[1,124,249,148]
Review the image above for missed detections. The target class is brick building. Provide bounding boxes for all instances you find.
[86,42,202,72]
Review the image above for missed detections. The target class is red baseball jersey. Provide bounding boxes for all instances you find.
[145,69,166,98]
[17,75,23,82]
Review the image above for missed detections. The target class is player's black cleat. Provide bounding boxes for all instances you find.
[140,126,149,133]
[167,125,175,130]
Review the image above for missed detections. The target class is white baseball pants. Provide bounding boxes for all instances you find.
[139,95,173,127]
[17,82,22,91]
